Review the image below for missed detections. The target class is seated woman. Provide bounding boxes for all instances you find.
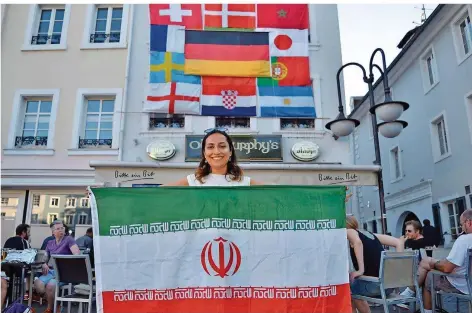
[346,215,404,313]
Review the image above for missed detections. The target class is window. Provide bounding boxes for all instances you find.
[447,197,466,239]
[1,213,5,217]
[66,198,76,208]
[70,89,122,154]
[32,195,40,206]
[22,5,71,51]
[216,117,250,129]
[420,47,439,93]
[5,89,59,155]
[50,197,59,208]
[15,99,52,148]
[80,198,90,208]
[1,198,9,205]
[47,213,58,224]
[65,214,74,225]
[149,114,185,130]
[81,4,130,49]
[389,146,402,182]
[451,6,472,63]
[280,118,315,130]
[31,193,87,226]
[78,214,88,225]
[91,7,122,43]
[33,8,64,45]
[430,112,451,162]
[80,98,114,149]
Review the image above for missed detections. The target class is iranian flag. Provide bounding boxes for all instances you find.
[91,186,351,313]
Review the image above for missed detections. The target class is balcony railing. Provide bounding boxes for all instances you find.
[31,34,61,45]
[89,33,121,43]
[78,138,112,149]
[15,136,48,147]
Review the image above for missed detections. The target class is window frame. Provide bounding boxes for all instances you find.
[429,111,452,163]
[389,145,403,183]
[78,213,88,225]
[450,5,472,65]
[66,198,77,208]
[22,4,71,51]
[69,88,122,155]
[419,45,440,94]
[80,198,90,208]
[1,198,9,206]
[47,213,59,224]
[49,197,60,208]
[5,89,59,155]
[81,4,130,50]
[32,195,41,207]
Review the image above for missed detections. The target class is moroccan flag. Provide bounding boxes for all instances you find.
[91,186,351,313]
[204,4,256,29]
[145,82,200,115]
[258,84,316,118]
[150,51,201,85]
[184,30,271,77]
[201,77,256,117]
[256,4,309,29]
[149,4,202,29]
[258,57,310,86]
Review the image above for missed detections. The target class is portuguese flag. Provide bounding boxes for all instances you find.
[258,56,311,87]
[91,186,351,313]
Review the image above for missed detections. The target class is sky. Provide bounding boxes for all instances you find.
[337,4,438,113]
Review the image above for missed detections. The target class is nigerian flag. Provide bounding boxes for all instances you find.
[91,186,351,313]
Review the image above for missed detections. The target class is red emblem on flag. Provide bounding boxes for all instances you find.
[221,90,238,110]
[201,237,242,278]
[150,4,203,29]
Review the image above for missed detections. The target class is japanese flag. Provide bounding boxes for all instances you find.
[257,28,308,57]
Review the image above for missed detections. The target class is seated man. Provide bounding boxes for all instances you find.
[34,220,80,313]
[1,275,7,309]
[76,227,94,268]
[415,209,472,313]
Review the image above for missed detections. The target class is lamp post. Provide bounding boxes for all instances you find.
[326,48,410,234]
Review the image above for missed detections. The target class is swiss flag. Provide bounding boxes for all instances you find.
[256,4,309,29]
[150,4,203,30]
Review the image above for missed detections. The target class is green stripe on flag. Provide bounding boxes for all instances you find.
[92,186,346,236]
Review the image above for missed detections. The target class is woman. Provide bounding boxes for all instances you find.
[346,215,404,313]
[165,128,263,186]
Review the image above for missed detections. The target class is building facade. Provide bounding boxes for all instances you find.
[91,4,379,190]
[1,4,133,247]
[350,4,472,246]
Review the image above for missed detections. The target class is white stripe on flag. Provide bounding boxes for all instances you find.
[98,228,349,291]
[201,95,256,108]
[259,96,314,108]
[205,4,256,28]
[166,25,185,53]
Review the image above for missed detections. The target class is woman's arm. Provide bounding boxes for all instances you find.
[374,233,404,252]
[161,177,189,186]
[346,229,364,274]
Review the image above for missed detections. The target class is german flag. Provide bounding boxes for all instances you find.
[184,30,271,77]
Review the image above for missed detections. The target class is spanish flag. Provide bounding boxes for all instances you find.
[184,30,271,77]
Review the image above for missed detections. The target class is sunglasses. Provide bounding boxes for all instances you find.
[204,127,228,134]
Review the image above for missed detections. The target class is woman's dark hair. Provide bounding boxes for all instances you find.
[195,130,243,183]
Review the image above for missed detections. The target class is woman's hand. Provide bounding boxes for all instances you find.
[41,263,49,276]
[349,270,363,282]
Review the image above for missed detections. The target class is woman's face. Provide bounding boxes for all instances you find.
[204,133,232,171]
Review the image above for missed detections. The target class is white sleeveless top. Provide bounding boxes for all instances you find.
[187,174,251,186]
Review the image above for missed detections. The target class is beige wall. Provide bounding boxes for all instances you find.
[1,4,128,171]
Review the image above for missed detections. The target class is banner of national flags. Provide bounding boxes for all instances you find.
[145,4,316,118]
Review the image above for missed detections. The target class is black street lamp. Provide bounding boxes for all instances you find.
[326,48,410,234]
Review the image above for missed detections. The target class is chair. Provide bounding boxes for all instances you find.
[351,250,424,313]
[430,248,472,313]
[51,255,94,313]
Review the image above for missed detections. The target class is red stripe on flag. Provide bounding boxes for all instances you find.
[228,16,255,29]
[205,4,222,11]
[228,4,255,12]
[102,284,351,313]
[185,44,268,61]
[146,83,199,114]
[205,15,222,28]
[203,77,256,96]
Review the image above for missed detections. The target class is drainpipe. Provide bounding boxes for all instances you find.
[118,4,134,161]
